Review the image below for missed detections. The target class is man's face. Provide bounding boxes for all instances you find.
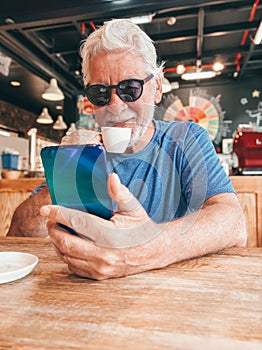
[87,51,162,149]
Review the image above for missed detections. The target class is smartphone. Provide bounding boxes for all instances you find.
[40,144,113,221]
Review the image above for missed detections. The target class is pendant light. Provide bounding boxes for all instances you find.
[66,122,76,135]
[41,31,65,101]
[36,108,53,124]
[53,115,67,130]
[162,77,172,93]
[41,78,64,101]
[253,20,262,45]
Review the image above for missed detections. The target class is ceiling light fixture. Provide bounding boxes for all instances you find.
[10,80,21,87]
[180,58,217,80]
[253,20,262,45]
[129,13,155,24]
[181,71,216,80]
[176,64,186,74]
[213,61,224,72]
[36,107,53,124]
[41,30,65,102]
[41,78,64,101]
[167,17,176,26]
[53,115,68,130]
[162,77,172,93]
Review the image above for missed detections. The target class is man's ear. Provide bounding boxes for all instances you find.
[154,78,163,104]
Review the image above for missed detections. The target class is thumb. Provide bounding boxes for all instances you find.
[108,173,147,218]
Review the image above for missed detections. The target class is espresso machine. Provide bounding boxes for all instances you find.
[233,125,262,175]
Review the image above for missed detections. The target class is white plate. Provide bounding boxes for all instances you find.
[0,252,38,284]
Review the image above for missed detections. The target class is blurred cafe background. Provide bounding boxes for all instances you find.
[0,0,261,245]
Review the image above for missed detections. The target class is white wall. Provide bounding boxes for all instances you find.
[0,134,58,170]
[0,134,28,157]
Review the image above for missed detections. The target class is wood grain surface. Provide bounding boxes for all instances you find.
[0,192,30,237]
[0,237,261,350]
[230,176,262,247]
[0,178,45,192]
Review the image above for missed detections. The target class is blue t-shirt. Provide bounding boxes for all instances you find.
[34,120,234,223]
[106,120,234,223]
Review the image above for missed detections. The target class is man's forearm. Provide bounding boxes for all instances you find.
[154,193,247,268]
[7,186,51,237]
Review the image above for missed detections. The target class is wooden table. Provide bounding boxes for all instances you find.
[0,238,261,349]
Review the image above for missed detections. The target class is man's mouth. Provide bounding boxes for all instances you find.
[107,119,134,128]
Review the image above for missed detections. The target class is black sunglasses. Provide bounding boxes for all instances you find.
[84,74,154,107]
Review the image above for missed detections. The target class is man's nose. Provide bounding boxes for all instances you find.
[106,89,127,114]
[109,88,123,105]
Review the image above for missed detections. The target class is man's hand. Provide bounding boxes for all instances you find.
[61,129,102,146]
[40,173,166,279]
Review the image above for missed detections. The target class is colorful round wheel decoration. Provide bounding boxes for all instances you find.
[175,107,209,130]
[162,89,224,142]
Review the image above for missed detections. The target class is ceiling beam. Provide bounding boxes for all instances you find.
[238,41,257,79]
[16,29,82,87]
[162,45,251,62]
[0,0,254,31]
[153,20,260,43]
[0,31,79,97]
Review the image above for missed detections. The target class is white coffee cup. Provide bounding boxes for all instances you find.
[101,127,132,153]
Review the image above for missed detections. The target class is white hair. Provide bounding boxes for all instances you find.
[80,19,164,85]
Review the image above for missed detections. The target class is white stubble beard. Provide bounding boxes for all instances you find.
[128,103,155,148]
[128,123,148,148]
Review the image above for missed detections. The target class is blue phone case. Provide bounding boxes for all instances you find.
[40,144,113,220]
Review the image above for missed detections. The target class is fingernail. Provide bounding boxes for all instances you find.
[112,173,122,190]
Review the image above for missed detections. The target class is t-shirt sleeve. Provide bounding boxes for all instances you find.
[30,181,47,197]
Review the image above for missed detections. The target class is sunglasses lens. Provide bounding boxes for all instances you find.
[118,80,143,102]
[85,79,145,106]
[85,85,110,106]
